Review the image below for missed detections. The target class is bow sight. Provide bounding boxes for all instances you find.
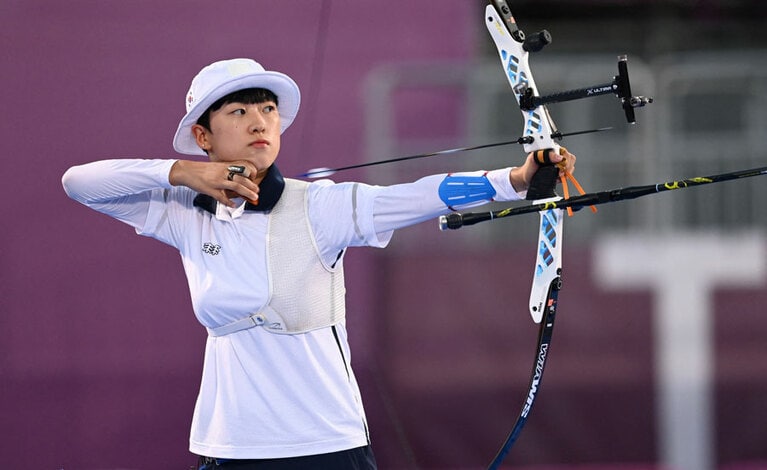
[490,0,653,124]
[519,55,654,124]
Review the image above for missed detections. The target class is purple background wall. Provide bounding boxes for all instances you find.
[1,1,475,468]
[2,1,767,469]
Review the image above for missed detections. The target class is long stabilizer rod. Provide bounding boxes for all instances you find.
[440,165,767,230]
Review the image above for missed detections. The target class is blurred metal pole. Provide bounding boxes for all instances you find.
[594,232,766,470]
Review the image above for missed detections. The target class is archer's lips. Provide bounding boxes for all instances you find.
[250,139,270,147]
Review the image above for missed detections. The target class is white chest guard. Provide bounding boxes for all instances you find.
[207,179,346,336]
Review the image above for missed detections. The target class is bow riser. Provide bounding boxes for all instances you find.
[486,3,564,323]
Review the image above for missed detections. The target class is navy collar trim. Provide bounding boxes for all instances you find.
[193,164,286,214]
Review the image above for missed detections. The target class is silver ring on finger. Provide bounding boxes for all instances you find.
[227,165,246,181]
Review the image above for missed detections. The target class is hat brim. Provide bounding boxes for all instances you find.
[172,71,300,156]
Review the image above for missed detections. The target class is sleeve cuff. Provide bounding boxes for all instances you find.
[487,167,526,201]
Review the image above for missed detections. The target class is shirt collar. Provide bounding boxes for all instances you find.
[193,164,286,219]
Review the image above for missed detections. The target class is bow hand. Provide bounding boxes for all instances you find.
[511,148,577,198]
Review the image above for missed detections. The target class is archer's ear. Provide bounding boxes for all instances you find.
[191,124,211,152]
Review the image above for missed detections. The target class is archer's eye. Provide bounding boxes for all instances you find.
[263,104,276,113]
[231,108,246,115]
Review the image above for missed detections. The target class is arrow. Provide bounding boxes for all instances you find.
[297,127,611,178]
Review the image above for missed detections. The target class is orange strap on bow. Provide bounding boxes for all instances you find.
[534,147,597,216]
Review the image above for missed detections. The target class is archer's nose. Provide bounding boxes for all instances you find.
[249,117,266,134]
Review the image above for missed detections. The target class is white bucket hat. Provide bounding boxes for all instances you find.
[173,58,301,156]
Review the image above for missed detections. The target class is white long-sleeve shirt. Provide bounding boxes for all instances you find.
[61,159,523,458]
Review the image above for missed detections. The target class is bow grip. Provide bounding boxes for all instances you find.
[526,149,559,201]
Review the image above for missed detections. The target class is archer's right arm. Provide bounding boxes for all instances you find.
[61,159,177,229]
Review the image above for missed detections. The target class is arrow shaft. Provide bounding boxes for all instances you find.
[297,128,611,178]
[298,140,520,178]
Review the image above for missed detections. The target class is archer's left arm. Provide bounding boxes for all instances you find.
[306,149,577,255]
[368,167,524,234]
[307,167,520,254]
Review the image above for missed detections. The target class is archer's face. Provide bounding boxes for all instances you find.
[195,100,281,175]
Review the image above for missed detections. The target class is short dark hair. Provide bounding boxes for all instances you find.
[196,88,279,130]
